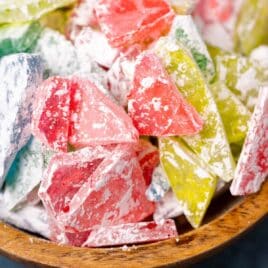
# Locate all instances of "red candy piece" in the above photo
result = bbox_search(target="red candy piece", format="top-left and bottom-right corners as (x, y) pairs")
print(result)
(95, 0), (175, 49)
(32, 77), (71, 152)
(82, 219), (178, 247)
(69, 77), (138, 149)
(230, 87), (268, 195)
(128, 52), (203, 136)
(136, 140), (160, 186)
(39, 144), (155, 245)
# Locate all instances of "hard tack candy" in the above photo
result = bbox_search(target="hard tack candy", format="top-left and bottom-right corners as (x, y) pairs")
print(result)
(170, 15), (215, 81)
(146, 165), (170, 202)
(136, 140), (160, 186)
(39, 144), (155, 243)
(74, 28), (119, 69)
(0, 21), (43, 58)
(128, 52), (203, 136)
(230, 86), (268, 195)
(160, 137), (218, 228)
(32, 77), (72, 152)
(0, 0), (75, 24)
(69, 77), (138, 149)
(0, 53), (43, 187)
(95, 0), (175, 49)
(34, 28), (80, 77)
(82, 219), (178, 247)
(154, 38), (235, 182)
(234, 0), (268, 55)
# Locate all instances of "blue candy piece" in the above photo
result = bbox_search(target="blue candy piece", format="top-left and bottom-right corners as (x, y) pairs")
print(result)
(0, 53), (43, 187)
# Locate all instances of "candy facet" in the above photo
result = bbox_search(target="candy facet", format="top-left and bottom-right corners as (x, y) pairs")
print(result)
(168, 0), (197, 14)
(234, 0), (268, 55)
(230, 86), (268, 195)
(3, 138), (50, 210)
(0, 21), (42, 58)
(159, 137), (218, 228)
(170, 15), (215, 81)
(83, 219), (178, 247)
(128, 52), (203, 136)
(32, 77), (72, 152)
(69, 77), (139, 149)
(210, 82), (251, 145)
(34, 28), (80, 77)
(154, 38), (235, 182)
(0, 0), (75, 24)
(95, 0), (175, 49)
(39, 144), (155, 243)
(0, 53), (43, 187)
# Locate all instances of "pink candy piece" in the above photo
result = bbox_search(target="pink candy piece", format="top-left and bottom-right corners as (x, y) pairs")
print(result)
(82, 219), (178, 247)
(32, 77), (71, 152)
(136, 140), (160, 186)
(39, 144), (155, 242)
(128, 52), (203, 136)
(69, 77), (138, 149)
(230, 87), (268, 195)
(95, 0), (175, 49)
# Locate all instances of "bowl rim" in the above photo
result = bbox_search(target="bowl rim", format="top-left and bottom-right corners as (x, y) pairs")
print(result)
(0, 181), (267, 268)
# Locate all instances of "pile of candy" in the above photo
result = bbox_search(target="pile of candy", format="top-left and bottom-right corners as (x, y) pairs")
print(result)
(0, 0), (267, 248)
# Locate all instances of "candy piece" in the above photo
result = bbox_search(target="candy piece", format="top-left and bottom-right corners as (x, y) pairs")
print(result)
(74, 28), (119, 69)
(83, 219), (178, 247)
(210, 82), (251, 145)
(167, 0), (197, 14)
(193, 0), (242, 51)
(230, 86), (268, 195)
(40, 7), (72, 34)
(0, 21), (42, 58)
(234, 0), (268, 55)
(146, 165), (170, 202)
(153, 190), (183, 222)
(32, 77), (71, 152)
(34, 28), (80, 77)
(136, 140), (160, 186)
(154, 38), (235, 182)
(169, 15), (215, 81)
(39, 145), (155, 238)
(67, 0), (99, 40)
(0, 54), (43, 187)
(0, 195), (49, 238)
(215, 54), (266, 111)
(3, 138), (48, 210)
(95, 0), (175, 49)
(159, 137), (218, 228)
(0, 0), (75, 24)
(107, 45), (141, 106)
(69, 77), (138, 149)
(250, 46), (268, 77)
(128, 52), (203, 136)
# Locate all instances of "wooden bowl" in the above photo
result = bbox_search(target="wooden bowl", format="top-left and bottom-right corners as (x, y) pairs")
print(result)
(0, 181), (267, 267)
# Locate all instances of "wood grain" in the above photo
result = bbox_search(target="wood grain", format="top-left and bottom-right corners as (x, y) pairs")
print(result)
(0, 181), (267, 268)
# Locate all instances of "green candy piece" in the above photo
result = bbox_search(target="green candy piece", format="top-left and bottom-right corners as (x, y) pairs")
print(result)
(0, 0), (75, 24)
(154, 37), (235, 182)
(235, 0), (268, 55)
(215, 54), (266, 111)
(170, 15), (215, 82)
(210, 81), (251, 145)
(0, 21), (42, 57)
(160, 137), (217, 228)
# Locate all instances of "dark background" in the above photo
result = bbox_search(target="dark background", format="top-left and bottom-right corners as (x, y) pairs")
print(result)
(0, 216), (267, 268)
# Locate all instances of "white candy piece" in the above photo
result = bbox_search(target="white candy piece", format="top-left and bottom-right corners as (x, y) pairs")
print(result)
(0, 53), (43, 187)
(34, 28), (80, 77)
(3, 137), (53, 211)
(169, 15), (215, 81)
(146, 165), (170, 202)
(0, 194), (49, 238)
(250, 46), (268, 77)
